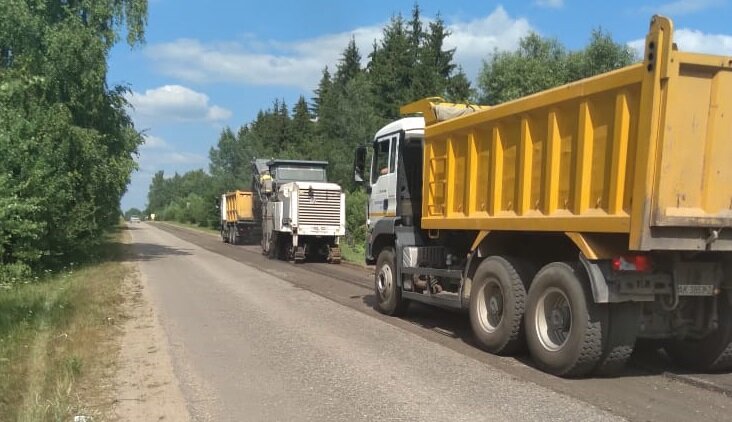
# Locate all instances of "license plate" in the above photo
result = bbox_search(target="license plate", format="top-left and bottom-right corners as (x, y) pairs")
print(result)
(677, 284), (715, 296)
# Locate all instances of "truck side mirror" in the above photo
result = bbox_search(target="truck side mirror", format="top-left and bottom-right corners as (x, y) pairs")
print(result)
(353, 145), (367, 184)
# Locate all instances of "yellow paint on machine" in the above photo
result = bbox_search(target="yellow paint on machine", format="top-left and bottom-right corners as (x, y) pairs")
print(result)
(369, 211), (397, 217)
(225, 190), (254, 222)
(404, 16), (732, 251)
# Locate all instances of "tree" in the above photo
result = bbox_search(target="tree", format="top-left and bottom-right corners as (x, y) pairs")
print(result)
(290, 96), (315, 155)
(335, 38), (362, 88)
(0, 0), (148, 277)
(413, 13), (457, 99)
(478, 29), (637, 105)
(567, 29), (636, 81)
(125, 208), (143, 219)
(446, 66), (474, 102)
(367, 13), (413, 119)
(478, 33), (568, 105)
(311, 66), (332, 117)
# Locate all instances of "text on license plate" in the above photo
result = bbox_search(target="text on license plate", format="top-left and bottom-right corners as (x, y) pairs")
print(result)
(677, 284), (715, 296)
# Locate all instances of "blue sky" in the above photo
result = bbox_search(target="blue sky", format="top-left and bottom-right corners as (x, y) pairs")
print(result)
(113, 0), (732, 210)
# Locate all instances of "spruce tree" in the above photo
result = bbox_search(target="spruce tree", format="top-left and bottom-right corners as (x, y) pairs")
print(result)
(335, 38), (362, 88)
(311, 66), (332, 117)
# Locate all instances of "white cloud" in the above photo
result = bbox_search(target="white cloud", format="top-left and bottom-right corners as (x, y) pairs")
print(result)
(125, 85), (232, 124)
(144, 7), (532, 89)
(136, 135), (207, 171)
(138, 151), (206, 171)
(535, 0), (564, 8)
(643, 0), (723, 15)
(672, 28), (732, 55)
(446, 7), (533, 78)
(628, 28), (732, 57)
(140, 134), (169, 150)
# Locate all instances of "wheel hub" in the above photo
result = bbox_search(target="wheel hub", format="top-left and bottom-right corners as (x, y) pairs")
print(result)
(377, 266), (393, 298)
(535, 287), (572, 352)
(477, 279), (504, 333)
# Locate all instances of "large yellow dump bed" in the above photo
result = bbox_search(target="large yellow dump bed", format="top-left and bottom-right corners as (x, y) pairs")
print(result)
(225, 190), (254, 223)
(413, 16), (732, 251)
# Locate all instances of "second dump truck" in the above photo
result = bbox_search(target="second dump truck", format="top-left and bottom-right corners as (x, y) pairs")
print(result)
(354, 16), (732, 377)
(220, 190), (259, 244)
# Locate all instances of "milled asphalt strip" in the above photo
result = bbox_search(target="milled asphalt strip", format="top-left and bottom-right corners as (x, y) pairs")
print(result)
(134, 223), (623, 421)
(153, 222), (732, 421)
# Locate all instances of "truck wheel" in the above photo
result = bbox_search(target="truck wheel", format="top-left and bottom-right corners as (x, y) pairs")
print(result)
(469, 256), (532, 355)
(267, 233), (279, 259)
(375, 248), (408, 316)
(595, 302), (640, 376)
(665, 293), (732, 372)
(232, 230), (240, 245)
(222, 228), (229, 243)
(261, 233), (269, 255)
(525, 262), (606, 377)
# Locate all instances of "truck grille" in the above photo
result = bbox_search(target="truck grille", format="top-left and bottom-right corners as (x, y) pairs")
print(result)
(297, 189), (341, 226)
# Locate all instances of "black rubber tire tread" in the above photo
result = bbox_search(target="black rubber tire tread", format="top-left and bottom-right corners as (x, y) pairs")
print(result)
(594, 302), (640, 376)
(267, 233), (279, 259)
(525, 262), (606, 378)
(375, 248), (409, 316)
(469, 256), (533, 355)
(665, 292), (732, 372)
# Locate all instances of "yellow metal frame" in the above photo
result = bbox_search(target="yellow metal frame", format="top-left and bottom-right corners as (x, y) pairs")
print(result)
(225, 190), (254, 222)
(409, 16), (732, 251)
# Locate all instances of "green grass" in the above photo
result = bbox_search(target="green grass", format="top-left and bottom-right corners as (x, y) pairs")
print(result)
(340, 242), (366, 265)
(0, 228), (131, 421)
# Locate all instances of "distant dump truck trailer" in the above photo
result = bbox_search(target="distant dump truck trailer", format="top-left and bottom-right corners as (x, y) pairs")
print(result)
(354, 16), (732, 377)
(220, 190), (259, 245)
(254, 159), (345, 263)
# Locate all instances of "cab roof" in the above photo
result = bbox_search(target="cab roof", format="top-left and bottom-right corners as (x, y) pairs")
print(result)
(373, 117), (424, 141)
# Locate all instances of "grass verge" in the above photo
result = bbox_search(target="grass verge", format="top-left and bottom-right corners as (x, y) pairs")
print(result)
(0, 227), (131, 421)
(340, 242), (365, 265)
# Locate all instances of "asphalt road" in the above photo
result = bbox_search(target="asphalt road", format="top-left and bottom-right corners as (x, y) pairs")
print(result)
(130, 223), (732, 421)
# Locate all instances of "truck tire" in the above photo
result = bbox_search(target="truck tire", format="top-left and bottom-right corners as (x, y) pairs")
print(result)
(267, 233), (279, 259)
(469, 256), (532, 355)
(595, 302), (640, 376)
(525, 262), (606, 377)
(375, 248), (408, 316)
(222, 227), (229, 243)
(665, 292), (732, 372)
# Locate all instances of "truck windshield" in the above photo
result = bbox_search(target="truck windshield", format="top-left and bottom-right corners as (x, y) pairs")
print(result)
(274, 166), (327, 182)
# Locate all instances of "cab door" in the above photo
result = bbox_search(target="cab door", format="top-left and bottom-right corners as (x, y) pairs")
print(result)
(368, 134), (399, 229)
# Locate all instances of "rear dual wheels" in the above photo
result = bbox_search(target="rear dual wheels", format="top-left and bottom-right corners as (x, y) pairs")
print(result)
(525, 263), (608, 377)
(469, 257), (533, 355)
(665, 292), (732, 372)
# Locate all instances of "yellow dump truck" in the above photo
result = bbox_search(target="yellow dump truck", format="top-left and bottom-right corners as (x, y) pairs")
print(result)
(220, 190), (259, 245)
(353, 16), (732, 377)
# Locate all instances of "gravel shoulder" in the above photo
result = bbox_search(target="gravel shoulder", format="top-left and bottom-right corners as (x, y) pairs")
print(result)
(111, 249), (190, 421)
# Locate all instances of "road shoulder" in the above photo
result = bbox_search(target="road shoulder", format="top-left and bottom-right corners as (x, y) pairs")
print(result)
(111, 258), (190, 421)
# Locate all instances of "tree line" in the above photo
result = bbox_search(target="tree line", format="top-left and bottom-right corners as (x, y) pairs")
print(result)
(0, 0), (148, 282)
(145, 5), (636, 254)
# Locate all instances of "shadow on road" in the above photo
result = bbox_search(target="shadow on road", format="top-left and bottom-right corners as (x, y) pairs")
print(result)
(106, 241), (193, 262)
(360, 294), (731, 382)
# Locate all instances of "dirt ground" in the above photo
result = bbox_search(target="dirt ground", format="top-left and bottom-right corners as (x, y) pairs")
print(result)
(111, 265), (190, 421)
